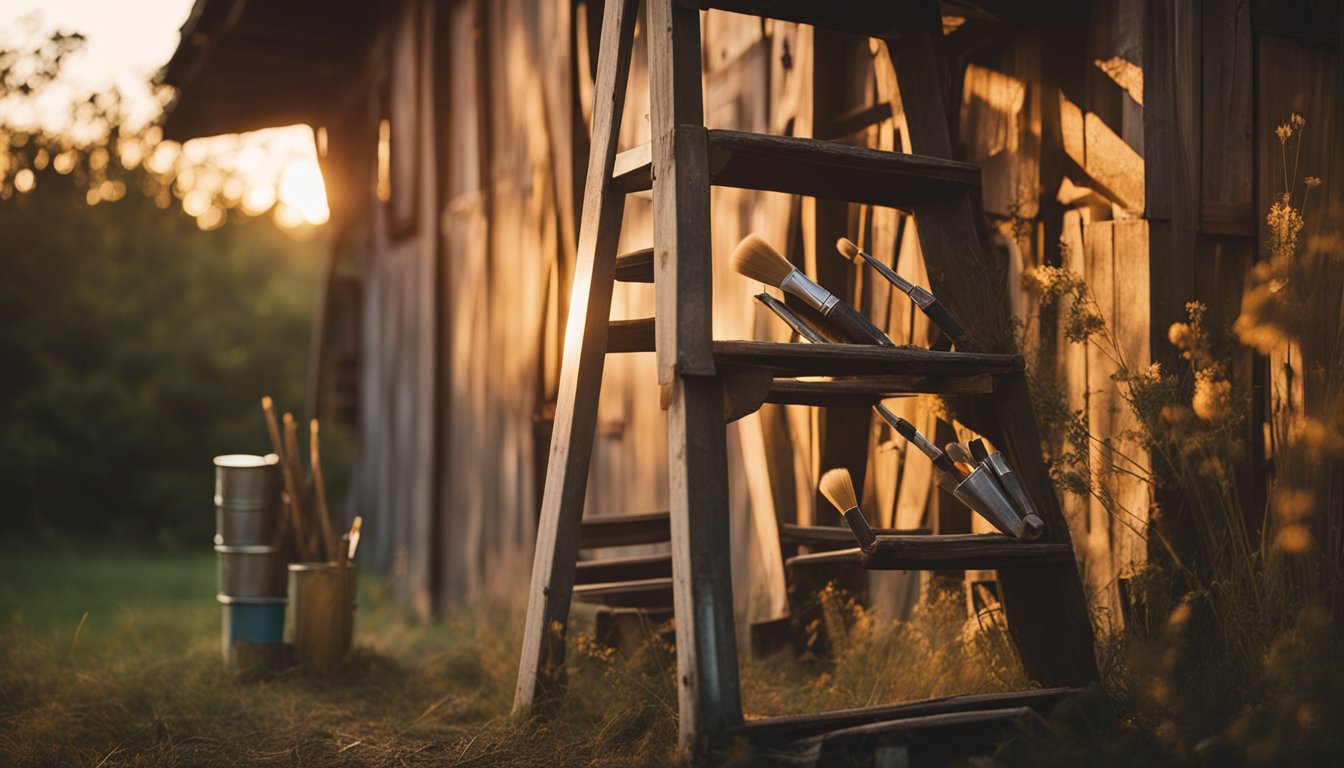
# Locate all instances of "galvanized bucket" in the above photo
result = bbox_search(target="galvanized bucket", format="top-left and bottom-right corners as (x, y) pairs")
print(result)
(216, 545), (286, 598)
(285, 563), (357, 668)
(213, 454), (281, 509)
(219, 595), (288, 671)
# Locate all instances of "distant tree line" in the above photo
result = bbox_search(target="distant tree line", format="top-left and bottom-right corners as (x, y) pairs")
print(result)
(0, 28), (324, 547)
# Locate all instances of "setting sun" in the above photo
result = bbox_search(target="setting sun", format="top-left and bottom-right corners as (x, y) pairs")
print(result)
(277, 158), (329, 227)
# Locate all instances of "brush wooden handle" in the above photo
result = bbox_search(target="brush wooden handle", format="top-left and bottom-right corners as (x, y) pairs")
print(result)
(843, 507), (876, 549)
(282, 413), (312, 561)
(310, 419), (338, 562)
(920, 300), (966, 345)
(822, 301), (895, 347)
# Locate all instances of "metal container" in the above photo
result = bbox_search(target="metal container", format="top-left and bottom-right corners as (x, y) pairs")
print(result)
(984, 453), (1045, 540)
(216, 545), (285, 598)
(285, 563), (357, 668)
(214, 505), (276, 547)
(953, 464), (1030, 539)
(214, 454), (281, 509)
(219, 595), (288, 671)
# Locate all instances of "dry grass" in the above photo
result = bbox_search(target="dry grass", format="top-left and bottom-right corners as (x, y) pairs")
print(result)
(0, 549), (1041, 767)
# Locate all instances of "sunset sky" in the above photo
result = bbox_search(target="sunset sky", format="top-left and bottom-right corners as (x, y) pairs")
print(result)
(0, 0), (328, 228)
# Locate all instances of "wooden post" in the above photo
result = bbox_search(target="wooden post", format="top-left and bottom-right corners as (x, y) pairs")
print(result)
(513, 0), (639, 715)
(647, 0), (743, 758)
(887, 0), (1099, 686)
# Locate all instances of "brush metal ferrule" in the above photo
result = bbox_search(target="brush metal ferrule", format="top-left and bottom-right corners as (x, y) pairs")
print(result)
(780, 268), (838, 313)
(843, 506), (875, 549)
(856, 248), (917, 295)
(906, 285), (937, 310)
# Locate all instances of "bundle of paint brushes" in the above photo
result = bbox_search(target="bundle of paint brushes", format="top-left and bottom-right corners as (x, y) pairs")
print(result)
(260, 396), (353, 563)
(733, 233), (1043, 542)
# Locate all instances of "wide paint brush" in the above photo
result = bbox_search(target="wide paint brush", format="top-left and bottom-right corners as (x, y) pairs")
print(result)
(818, 468), (875, 548)
(734, 234), (894, 347)
(837, 237), (966, 343)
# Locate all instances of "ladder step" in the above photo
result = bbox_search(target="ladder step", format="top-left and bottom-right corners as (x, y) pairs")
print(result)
(572, 577), (674, 608)
(684, 1), (913, 37)
(785, 547), (861, 569)
(792, 707), (1042, 758)
(612, 129), (980, 210)
(765, 374), (994, 407)
(575, 553), (671, 584)
(859, 533), (1074, 571)
(712, 341), (1022, 377)
(578, 511), (670, 549)
(736, 687), (1078, 742)
(614, 247), (655, 282)
(779, 524), (929, 547)
(608, 334), (1023, 378)
(606, 318), (656, 353)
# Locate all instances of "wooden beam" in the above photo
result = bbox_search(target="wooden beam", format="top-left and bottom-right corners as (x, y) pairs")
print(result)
(513, 0), (639, 716)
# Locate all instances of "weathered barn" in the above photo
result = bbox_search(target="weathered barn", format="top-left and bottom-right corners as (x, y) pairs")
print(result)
(162, 0), (1343, 643)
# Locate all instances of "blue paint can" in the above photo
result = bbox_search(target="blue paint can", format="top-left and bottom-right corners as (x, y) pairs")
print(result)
(219, 595), (288, 670)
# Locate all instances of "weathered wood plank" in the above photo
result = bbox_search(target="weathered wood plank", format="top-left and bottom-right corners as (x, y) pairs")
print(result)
(573, 577), (676, 608)
(859, 533), (1074, 570)
(578, 511), (671, 549)
(513, 0), (639, 716)
(612, 130), (981, 208)
(575, 553), (673, 584)
(736, 687), (1078, 742)
(648, 0), (743, 756)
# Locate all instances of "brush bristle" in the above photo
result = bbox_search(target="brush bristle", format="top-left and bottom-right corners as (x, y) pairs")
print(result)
(945, 442), (975, 466)
(836, 237), (861, 263)
(732, 234), (795, 286)
(819, 467), (858, 512)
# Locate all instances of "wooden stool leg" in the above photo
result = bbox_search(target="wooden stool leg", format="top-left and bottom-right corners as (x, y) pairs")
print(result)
(513, 0), (640, 715)
(666, 375), (743, 758)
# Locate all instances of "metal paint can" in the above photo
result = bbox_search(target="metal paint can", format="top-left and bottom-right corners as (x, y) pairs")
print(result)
(285, 562), (357, 668)
(214, 505), (277, 547)
(219, 595), (288, 671)
(216, 545), (286, 598)
(213, 454), (281, 509)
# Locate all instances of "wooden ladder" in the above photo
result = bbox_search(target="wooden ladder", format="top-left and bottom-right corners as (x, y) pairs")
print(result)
(514, 0), (1099, 759)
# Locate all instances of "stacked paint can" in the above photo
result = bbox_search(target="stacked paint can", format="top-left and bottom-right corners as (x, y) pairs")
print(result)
(214, 454), (287, 670)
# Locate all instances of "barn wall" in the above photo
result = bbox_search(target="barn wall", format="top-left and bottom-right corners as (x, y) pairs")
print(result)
(329, 0), (1319, 636)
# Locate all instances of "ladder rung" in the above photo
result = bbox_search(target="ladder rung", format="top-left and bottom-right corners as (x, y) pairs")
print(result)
(614, 247), (655, 282)
(795, 707), (1040, 753)
(785, 547), (861, 569)
(765, 374), (994, 407)
(859, 533), (1074, 571)
(778, 524), (929, 547)
(735, 688), (1078, 742)
(575, 553), (671, 584)
(606, 318), (656, 353)
(712, 341), (1022, 377)
(612, 129), (980, 210)
(573, 577), (674, 608)
(683, 1), (914, 37)
(578, 511), (670, 549)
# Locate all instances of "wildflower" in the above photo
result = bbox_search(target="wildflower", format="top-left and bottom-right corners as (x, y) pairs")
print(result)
(1304, 176), (1322, 189)
(1272, 487), (1314, 524)
(1292, 112), (1305, 128)
(1192, 369), (1232, 421)
(1276, 123), (1293, 144)
(1274, 524), (1313, 553)
(1168, 322), (1192, 350)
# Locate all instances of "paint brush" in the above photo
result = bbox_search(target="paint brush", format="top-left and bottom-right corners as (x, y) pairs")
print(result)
(282, 412), (314, 561)
(755, 292), (827, 343)
(819, 468), (875, 548)
(733, 234), (894, 347)
(347, 516), (363, 561)
(874, 404), (962, 484)
(836, 237), (966, 343)
(264, 397), (310, 561)
(969, 438), (991, 465)
(310, 418), (339, 563)
(944, 442), (977, 475)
